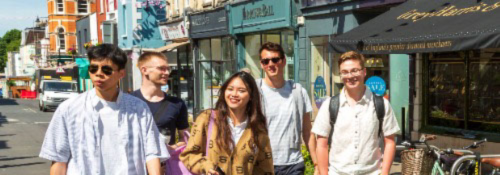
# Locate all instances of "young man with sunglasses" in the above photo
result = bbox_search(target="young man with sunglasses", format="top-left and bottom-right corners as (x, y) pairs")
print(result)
(39, 44), (169, 175)
(256, 42), (318, 175)
(312, 51), (400, 175)
(131, 52), (189, 169)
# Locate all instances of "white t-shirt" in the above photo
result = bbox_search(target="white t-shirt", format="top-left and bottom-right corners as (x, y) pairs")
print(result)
(96, 98), (126, 175)
(227, 117), (249, 145)
(312, 87), (400, 175)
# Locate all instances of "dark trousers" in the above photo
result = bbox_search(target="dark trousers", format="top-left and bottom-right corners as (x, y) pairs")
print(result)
(274, 162), (305, 175)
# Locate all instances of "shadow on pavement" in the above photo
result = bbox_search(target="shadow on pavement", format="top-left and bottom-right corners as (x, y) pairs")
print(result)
(0, 162), (46, 169)
(0, 98), (19, 106)
(0, 156), (39, 162)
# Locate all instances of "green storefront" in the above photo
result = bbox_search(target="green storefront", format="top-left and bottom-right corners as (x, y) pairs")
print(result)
(229, 0), (299, 80)
(299, 1), (410, 132)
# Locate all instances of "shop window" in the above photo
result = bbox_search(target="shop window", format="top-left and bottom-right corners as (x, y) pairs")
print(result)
(364, 55), (390, 98)
(426, 51), (500, 133)
(310, 36), (332, 117)
(198, 37), (235, 111)
(244, 34), (262, 78)
(78, 0), (88, 14)
(56, 0), (64, 13)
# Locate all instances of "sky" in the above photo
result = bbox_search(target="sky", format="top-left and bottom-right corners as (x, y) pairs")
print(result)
(0, 0), (48, 37)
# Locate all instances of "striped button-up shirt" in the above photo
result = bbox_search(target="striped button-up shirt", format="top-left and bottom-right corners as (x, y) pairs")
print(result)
(39, 89), (170, 175)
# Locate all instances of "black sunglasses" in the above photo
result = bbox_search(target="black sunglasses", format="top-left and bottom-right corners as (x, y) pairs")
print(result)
(88, 64), (114, 75)
(260, 57), (282, 65)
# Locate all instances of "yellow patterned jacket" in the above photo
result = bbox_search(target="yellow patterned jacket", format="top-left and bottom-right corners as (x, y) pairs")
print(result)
(180, 110), (274, 175)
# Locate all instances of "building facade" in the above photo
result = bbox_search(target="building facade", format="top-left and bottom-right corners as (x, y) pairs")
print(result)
(47, 0), (95, 56)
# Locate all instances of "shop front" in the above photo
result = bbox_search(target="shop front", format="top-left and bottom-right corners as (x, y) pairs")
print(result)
(330, 0), (500, 146)
(157, 19), (194, 113)
(300, 0), (406, 120)
(229, 0), (298, 80)
(189, 7), (235, 115)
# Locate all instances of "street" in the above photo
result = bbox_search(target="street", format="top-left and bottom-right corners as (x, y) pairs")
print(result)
(0, 98), (53, 175)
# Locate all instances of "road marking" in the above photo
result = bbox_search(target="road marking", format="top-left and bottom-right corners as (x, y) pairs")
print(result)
(23, 108), (37, 113)
(0, 118), (20, 122)
(34, 122), (50, 125)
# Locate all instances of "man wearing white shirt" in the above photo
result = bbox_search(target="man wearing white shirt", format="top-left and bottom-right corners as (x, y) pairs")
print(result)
(313, 51), (400, 175)
(39, 44), (169, 175)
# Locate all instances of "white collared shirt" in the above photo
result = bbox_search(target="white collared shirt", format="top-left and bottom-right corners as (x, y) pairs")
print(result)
(227, 117), (249, 145)
(39, 89), (170, 175)
(312, 86), (400, 175)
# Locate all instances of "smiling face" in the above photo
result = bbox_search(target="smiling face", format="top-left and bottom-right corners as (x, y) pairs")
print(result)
(224, 77), (250, 111)
(141, 56), (170, 86)
(89, 59), (125, 92)
(260, 49), (285, 79)
(339, 59), (366, 90)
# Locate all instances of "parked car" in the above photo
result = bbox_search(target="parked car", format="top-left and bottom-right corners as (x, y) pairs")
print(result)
(38, 79), (79, 112)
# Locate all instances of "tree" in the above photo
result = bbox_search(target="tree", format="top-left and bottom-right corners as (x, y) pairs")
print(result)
(0, 29), (22, 72)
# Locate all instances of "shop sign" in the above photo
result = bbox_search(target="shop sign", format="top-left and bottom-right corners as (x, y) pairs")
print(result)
(313, 76), (327, 109)
(243, 4), (274, 20)
(190, 8), (228, 38)
(230, 0), (292, 34)
(366, 76), (386, 96)
(159, 20), (188, 41)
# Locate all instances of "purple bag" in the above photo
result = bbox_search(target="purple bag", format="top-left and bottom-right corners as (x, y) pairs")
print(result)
(165, 110), (215, 175)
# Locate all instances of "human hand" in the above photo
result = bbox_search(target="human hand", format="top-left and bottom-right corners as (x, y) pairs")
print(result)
(206, 168), (220, 175)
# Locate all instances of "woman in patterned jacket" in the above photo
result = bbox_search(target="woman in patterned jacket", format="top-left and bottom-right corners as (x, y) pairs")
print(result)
(180, 71), (274, 175)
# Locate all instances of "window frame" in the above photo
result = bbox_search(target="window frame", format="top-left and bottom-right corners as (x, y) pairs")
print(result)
(77, 0), (89, 14)
(56, 0), (64, 13)
(57, 27), (66, 50)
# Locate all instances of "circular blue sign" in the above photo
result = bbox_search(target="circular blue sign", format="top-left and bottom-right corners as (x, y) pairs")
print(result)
(366, 76), (386, 96)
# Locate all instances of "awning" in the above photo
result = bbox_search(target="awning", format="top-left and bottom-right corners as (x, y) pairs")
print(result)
(154, 41), (190, 53)
(330, 0), (500, 54)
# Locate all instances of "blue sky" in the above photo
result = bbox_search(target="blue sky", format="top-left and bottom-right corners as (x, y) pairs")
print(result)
(0, 0), (48, 37)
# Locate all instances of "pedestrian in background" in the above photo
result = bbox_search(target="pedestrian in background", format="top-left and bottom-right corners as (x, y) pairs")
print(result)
(132, 52), (190, 173)
(313, 51), (400, 175)
(256, 42), (318, 175)
(180, 71), (274, 175)
(39, 44), (169, 175)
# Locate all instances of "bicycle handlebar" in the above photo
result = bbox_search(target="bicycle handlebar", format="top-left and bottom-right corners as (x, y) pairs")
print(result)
(463, 138), (487, 149)
(450, 154), (500, 175)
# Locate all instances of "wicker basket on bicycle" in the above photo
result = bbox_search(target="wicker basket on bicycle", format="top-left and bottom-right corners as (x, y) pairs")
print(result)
(401, 148), (436, 175)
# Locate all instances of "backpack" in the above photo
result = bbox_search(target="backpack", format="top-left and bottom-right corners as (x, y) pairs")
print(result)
(328, 92), (385, 145)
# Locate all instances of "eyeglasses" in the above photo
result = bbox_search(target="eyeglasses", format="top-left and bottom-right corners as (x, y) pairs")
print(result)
(260, 57), (282, 65)
(147, 66), (170, 73)
(340, 68), (363, 77)
(88, 64), (115, 76)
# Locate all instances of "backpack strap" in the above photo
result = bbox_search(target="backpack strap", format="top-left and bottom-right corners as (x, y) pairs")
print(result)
(289, 80), (303, 149)
(372, 93), (385, 137)
(328, 95), (340, 145)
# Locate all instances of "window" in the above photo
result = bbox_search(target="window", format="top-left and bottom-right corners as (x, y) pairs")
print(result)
(56, 0), (64, 12)
(58, 28), (65, 50)
(78, 0), (88, 13)
(426, 51), (500, 133)
(198, 37), (235, 110)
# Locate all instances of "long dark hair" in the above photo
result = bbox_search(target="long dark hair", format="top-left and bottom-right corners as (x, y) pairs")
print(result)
(214, 71), (267, 152)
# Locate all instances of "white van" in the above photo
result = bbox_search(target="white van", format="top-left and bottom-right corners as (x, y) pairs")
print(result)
(38, 79), (79, 112)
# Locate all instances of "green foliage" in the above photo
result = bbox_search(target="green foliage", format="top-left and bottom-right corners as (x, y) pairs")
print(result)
(302, 145), (315, 175)
(0, 29), (22, 72)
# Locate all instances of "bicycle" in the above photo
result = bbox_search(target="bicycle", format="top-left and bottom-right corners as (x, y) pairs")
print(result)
(398, 135), (487, 175)
(450, 153), (500, 175)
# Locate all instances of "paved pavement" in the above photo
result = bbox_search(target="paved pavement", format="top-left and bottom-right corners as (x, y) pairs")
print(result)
(0, 98), (54, 175)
